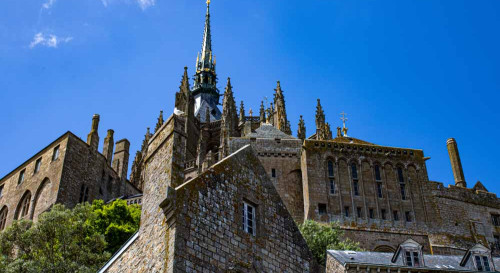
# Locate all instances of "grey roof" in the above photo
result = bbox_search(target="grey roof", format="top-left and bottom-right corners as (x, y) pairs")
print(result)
(328, 250), (500, 272)
(246, 123), (296, 139)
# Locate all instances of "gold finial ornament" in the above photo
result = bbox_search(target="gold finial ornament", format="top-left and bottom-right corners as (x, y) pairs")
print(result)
(207, 0), (210, 6)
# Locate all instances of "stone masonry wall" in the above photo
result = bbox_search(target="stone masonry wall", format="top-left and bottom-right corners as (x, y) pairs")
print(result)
(104, 115), (186, 273)
(170, 145), (317, 272)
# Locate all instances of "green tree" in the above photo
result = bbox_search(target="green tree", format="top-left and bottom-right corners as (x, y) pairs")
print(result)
(89, 199), (141, 254)
(0, 203), (110, 273)
(298, 220), (361, 266)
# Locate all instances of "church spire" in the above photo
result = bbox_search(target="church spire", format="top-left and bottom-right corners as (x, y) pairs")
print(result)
(273, 81), (290, 134)
(199, 0), (213, 73)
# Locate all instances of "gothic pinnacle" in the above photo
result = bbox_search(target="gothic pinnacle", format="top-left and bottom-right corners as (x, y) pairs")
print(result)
(239, 101), (245, 122)
(259, 101), (266, 123)
(298, 115), (306, 140)
(154, 110), (164, 133)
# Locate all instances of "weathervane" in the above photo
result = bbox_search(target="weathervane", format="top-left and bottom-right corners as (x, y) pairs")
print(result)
(340, 111), (348, 137)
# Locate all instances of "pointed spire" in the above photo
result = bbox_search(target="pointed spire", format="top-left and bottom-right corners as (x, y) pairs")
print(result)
(315, 99), (325, 130)
(268, 102), (274, 126)
(181, 66), (190, 93)
(259, 101), (266, 123)
(199, 0), (213, 72)
(239, 101), (245, 123)
(154, 110), (164, 132)
(273, 81), (289, 134)
(220, 77), (239, 159)
(141, 127), (151, 151)
(297, 115), (306, 140)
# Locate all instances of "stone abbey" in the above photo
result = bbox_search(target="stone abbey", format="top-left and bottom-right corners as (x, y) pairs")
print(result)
(2, 1), (500, 272)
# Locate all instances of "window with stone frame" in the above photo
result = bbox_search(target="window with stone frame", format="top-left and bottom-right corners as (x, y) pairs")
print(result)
(351, 163), (360, 196)
(328, 160), (335, 194)
(491, 214), (500, 227)
(34, 157), (42, 174)
(19, 192), (31, 219)
(344, 206), (350, 217)
(18, 169), (25, 185)
(376, 182), (383, 198)
(0, 207), (7, 231)
(474, 255), (491, 271)
(369, 208), (374, 219)
(405, 211), (412, 222)
(381, 209), (387, 220)
(397, 167), (407, 200)
(393, 210), (400, 221)
(52, 145), (60, 161)
(356, 207), (362, 218)
(271, 168), (276, 178)
(405, 251), (421, 267)
(374, 165), (382, 181)
(242, 201), (256, 236)
(318, 203), (327, 215)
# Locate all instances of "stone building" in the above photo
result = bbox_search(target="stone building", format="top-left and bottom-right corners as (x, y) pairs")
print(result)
(326, 239), (498, 272)
(0, 114), (140, 231)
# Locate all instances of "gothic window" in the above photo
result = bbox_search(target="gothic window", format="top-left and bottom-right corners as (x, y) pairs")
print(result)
(328, 161), (335, 194)
(0, 207), (7, 231)
(351, 163), (358, 179)
(18, 192), (31, 219)
(374, 165), (382, 181)
(18, 169), (25, 185)
(398, 167), (407, 200)
(369, 208), (374, 219)
(400, 183), (407, 200)
(376, 182), (383, 198)
(356, 207), (362, 218)
(353, 181), (359, 196)
(491, 214), (500, 226)
(393, 210), (400, 221)
(242, 202), (256, 236)
(397, 167), (405, 183)
(381, 209), (387, 220)
(474, 255), (491, 271)
(318, 203), (327, 215)
(34, 158), (42, 174)
(344, 206), (350, 217)
(52, 145), (60, 161)
(405, 211), (412, 222)
(79, 184), (89, 203)
(405, 251), (421, 267)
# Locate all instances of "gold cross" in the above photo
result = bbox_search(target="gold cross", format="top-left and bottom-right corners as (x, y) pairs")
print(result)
(340, 111), (348, 137)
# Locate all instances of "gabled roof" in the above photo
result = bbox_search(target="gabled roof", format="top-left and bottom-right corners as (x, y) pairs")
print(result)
(245, 123), (296, 140)
(473, 181), (488, 192)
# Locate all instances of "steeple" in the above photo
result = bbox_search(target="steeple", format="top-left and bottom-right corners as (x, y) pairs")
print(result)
(220, 77), (239, 159)
(192, 0), (221, 122)
(297, 115), (306, 140)
(273, 81), (290, 134)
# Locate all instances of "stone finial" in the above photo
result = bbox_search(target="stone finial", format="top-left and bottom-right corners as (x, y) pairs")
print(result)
(155, 110), (164, 133)
(259, 101), (266, 124)
(447, 138), (466, 188)
(239, 101), (245, 123)
(297, 115), (306, 140)
(273, 81), (289, 133)
(87, 114), (100, 151)
(103, 129), (115, 165)
(337, 127), (342, 137)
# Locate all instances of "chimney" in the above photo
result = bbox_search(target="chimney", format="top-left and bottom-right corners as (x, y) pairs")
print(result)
(87, 114), (100, 151)
(447, 138), (466, 188)
(112, 139), (130, 191)
(102, 129), (114, 165)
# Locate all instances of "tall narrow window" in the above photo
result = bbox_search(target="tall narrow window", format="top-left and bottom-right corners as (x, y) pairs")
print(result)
(52, 145), (60, 161)
(374, 165), (382, 181)
(344, 206), (350, 217)
(397, 167), (404, 183)
(271, 168), (276, 178)
(19, 193), (31, 219)
(381, 209), (387, 220)
(405, 211), (412, 222)
(356, 207), (362, 218)
(400, 184), (407, 200)
(491, 214), (500, 226)
(351, 163), (359, 196)
(398, 167), (407, 200)
(18, 169), (25, 185)
(393, 210), (400, 221)
(474, 255), (491, 272)
(353, 181), (359, 196)
(494, 235), (500, 250)
(34, 158), (42, 174)
(369, 208), (374, 219)
(376, 182), (383, 198)
(328, 161), (335, 194)
(79, 184), (89, 203)
(0, 207), (7, 231)
(242, 202), (256, 236)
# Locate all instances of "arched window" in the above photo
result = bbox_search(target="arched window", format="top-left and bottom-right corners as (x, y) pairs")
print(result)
(328, 160), (335, 194)
(79, 184), (89, 203)
(398, 167), (406, 200)
(17, 192), (31, 219)
(375, 165), (383, 198)
(351, 163), (359, 196)
(0, 207), (8, 231)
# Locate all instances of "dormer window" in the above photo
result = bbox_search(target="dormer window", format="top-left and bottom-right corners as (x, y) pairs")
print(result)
(474, 255), (491, 271)
(405, 251), (421, 267)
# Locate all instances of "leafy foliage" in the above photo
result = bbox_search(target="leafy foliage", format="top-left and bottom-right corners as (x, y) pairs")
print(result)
(298, 220), (361, 265)
(0, 199), (141, 273)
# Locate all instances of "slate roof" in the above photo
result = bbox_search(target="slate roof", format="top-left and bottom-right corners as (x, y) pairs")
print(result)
(328, 250), (500, 272)
(245, 123), (296, 139)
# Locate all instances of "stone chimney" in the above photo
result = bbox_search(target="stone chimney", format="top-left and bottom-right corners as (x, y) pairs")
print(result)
(447, 138), (466, 188)
(102, 129), (114, 165)
(87, 114), (100, 151)
(112, 139), (130, 192)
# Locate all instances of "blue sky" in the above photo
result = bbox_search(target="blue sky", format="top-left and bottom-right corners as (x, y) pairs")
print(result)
(1, 0), (499, 192)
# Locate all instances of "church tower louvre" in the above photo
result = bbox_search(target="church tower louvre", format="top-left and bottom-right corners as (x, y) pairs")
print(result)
(192, 0), (221, 122)
(273, 81), (291, 135)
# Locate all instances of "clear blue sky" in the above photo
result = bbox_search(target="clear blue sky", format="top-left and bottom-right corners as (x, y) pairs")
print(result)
(1, 0), (499, 192)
